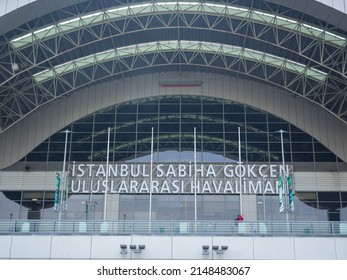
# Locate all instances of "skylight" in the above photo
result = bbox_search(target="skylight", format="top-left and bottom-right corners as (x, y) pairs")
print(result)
(33, 40), (327, 83)
(10, 1), (346, 49)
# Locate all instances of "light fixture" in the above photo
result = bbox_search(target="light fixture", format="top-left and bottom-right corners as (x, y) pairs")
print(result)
(129, 245), (145, 253)
(202, 245), (209, 255)
(212, 245), (228, 254)
(11, 63), (20, 72)
(120, 244), (128, 254)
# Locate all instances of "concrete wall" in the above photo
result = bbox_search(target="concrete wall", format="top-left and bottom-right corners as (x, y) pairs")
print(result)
(0, 234), (346, 259)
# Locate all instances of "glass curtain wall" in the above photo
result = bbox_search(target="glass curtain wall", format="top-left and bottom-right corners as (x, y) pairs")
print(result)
(3, 95), (345, 221)
(1, 191), (347, 221)
(21, 95), (342, 167)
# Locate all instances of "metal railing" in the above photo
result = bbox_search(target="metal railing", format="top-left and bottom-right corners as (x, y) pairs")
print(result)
(0, 220), (347, 236)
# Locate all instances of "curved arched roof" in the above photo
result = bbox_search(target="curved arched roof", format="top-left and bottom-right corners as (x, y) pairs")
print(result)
(0, 1), (346, 150)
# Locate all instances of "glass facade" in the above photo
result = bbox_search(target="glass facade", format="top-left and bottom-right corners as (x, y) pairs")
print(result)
(1, 191), (347, 222)
(2, 95), (346, 222)
(18, 95), (342, 169)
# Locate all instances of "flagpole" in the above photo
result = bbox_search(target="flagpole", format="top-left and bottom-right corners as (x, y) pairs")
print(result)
(279, 129), (289, 222)
(149, 127), (154, 223)
(103, 127), (111, 221)
(194, 127), (197, 225)
(238, 127), (243, 216)
(58, 129), (70, 221)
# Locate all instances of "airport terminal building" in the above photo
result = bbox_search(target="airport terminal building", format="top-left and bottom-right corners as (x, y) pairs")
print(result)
(0, 0), (347, 259)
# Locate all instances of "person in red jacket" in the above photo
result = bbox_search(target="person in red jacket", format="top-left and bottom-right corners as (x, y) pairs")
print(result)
(236, 214), (244, 221)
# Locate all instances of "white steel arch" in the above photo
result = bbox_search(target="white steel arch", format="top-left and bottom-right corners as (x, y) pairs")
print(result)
(1, 0), (347, 132)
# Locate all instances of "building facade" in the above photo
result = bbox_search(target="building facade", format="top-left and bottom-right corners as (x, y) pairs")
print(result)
(1, 0), (347, 259)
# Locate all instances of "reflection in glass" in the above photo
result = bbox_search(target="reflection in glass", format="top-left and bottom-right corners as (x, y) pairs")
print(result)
(21, 95), (341, 165)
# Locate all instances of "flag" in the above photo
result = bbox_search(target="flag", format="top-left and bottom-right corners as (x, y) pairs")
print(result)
(65, 175), (70, 210)
(278, 176), (284, 213)
(54, 175), (60, 211)
(288, 175), (294, 212)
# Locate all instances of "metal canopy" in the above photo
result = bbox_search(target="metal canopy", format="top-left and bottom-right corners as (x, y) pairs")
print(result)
(1, 0), (347, 131)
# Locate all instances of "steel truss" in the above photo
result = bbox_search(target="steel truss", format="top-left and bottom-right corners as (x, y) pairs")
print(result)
(1, 0), (347, 131)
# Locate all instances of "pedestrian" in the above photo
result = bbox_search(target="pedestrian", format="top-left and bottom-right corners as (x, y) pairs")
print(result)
(236, 214), (244, 221)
